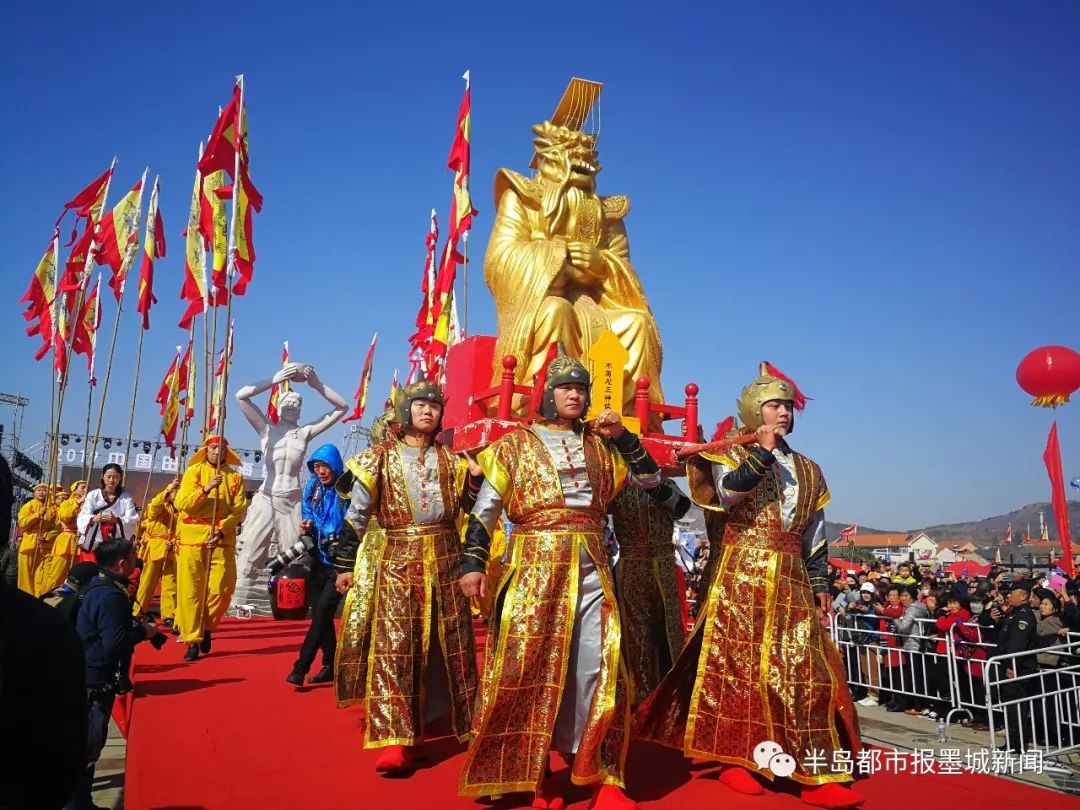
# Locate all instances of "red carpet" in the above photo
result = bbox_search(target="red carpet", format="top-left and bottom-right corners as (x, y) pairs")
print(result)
(126, 618), (1062, 809)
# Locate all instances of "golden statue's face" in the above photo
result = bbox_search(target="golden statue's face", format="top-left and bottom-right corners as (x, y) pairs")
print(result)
(533, 122), (601, 192)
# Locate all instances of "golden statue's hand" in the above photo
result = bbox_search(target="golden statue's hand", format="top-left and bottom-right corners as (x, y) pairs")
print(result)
(567, 242), (606, 279)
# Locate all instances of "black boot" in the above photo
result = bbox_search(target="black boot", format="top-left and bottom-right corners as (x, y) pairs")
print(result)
(286, 666), (306, 686)
(308, 665), (334, 684)
(200, 630), (212, 654)
(184, 642), (200, 661)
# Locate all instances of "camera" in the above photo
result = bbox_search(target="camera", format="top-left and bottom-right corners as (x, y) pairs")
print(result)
(268, 534), (317, 575)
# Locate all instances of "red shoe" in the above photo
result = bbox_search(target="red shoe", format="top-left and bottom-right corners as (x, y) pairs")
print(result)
(374, 744), (413, 774)
(800, 783), (865, 809)
(718, 766), (764, 796)
(588, 784), (637, 810)
(531, 785), (565, 810)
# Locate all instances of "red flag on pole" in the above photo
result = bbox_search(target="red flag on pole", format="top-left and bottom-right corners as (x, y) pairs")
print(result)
(97, 176), (145, 296)
(20, 237), (59, 360)
(156, 347), (182, 452)
(197, 82), (247, 178)
(71, 273), (102, 384)
(136, 178), (165, 330)
(56, 162), (115, 241)
(178, 153), (209, 330)
(446, 70), (477, 247)
(1043, 422), (1076, 577)
(342, 333), (378, 424)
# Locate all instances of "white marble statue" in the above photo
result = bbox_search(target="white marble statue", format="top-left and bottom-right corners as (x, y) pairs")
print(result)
(233, 362), (348, 593)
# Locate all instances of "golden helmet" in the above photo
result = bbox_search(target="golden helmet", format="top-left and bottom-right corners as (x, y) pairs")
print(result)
(736, 361), (807, 432)
(370, 407), (395, 445)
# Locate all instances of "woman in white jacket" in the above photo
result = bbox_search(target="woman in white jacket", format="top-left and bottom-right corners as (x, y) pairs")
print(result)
(76, 463), (138, 561)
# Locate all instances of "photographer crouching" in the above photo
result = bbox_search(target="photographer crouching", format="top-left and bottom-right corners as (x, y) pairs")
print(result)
(66, 536), (164, 810)
(283, 444), (351, 686)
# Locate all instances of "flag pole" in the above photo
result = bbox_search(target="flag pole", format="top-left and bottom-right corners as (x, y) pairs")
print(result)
(198, 74), (245, 631)
(48, 158), (118, 491)
(86, 168), (147, 480)
(462, 230), (469, 337)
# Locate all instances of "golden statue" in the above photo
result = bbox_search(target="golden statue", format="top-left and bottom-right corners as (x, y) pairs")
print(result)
(484, 78), (664, 417)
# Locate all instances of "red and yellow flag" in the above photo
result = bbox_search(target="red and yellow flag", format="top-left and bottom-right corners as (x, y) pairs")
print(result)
(20, 237), (59, 360)
(136, 177), (165, 331)
(199, 168), (229, 303)
(56, 162), (115, 241)
(156, 347), (182, 452)
(52, 290), (70, 380)
(446, 70), (477, 246)
(97, 175), (145, 296)
(71, 274), (102, 385)
(266, 341), (290, 424)
(342, 333), (378, 424)
(208, 321), (235, 432)
(388, 369), (400, 409)
(197, 80), (249, 178)
(178, 331), (197, 425)
(56, 225), (94, 309)
(409, 210), (440, 351)
(178, 158), (208, 330)
(217, 169), (262, 296)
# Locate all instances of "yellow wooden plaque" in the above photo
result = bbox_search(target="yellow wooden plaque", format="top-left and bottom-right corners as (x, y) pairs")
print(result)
(585, 330), (639, 433)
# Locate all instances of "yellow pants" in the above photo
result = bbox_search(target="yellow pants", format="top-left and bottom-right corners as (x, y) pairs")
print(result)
(17, 548), (43, 596)
(176, 544), (236, 643)
(37, 553), (73, 596)
(134, 554), (178, 620)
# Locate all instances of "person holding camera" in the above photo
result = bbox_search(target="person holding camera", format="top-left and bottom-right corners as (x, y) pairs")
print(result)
(285, 443), (348, 686)
(66, 536), (163, 810)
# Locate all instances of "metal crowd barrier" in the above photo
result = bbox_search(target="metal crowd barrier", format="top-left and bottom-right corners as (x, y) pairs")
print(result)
(829, 614), (1080, 760)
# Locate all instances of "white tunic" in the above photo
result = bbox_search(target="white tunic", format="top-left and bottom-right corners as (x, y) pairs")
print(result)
(76, 489), (139, 551)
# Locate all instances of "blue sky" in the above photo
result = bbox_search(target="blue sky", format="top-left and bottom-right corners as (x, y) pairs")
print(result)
(2, 2), (1078, 530)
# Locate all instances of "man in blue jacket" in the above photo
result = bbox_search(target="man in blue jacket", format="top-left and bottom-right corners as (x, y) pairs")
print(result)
(67, 537), (161, 810)
(287, 443), (349, 686)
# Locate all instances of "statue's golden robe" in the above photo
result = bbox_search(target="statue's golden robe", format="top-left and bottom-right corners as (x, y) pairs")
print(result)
(332, 440), (478, 748)
(609, 487), (686, 703)
(460, 426), (630, 797)
(484, 170), (664, 416)
(636, 436), (861, 786)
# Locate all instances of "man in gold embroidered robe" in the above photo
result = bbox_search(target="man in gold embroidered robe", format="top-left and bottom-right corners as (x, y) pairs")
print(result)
(484, 121), (664, 418)
(636, 364), (864, 810)
(458, 355), (660, 810)
(609, 478), (690, 704)
(331, 384), (481, 775)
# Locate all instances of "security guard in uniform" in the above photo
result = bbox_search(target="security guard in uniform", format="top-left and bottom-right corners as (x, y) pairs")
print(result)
(991, 580), (1038, 752)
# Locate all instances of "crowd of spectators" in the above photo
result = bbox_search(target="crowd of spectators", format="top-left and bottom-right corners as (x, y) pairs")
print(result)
(829, 559), (1080, 751)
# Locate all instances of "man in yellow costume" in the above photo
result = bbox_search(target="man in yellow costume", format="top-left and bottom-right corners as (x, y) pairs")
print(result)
(636, 363), (864, 810)
(133, 479), (180, 626)
(458, 354), (661, 810)
(484, 79), (664, 419)
(37, 483), (83, 594)
(609, 477), (690, 704)
(174, 436), (248, 661)
(17, 483), (57, 595)
(332, 383), (481, 775)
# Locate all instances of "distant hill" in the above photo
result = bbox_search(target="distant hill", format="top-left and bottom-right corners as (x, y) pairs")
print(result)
(912, 501), (1080, 544)
(824, 521), (896, 538)
(828, 501), (1080, 545)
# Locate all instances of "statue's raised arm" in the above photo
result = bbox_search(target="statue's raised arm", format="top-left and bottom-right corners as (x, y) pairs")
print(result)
(298, 366), (349, 441)
(234, 364), (304, 437)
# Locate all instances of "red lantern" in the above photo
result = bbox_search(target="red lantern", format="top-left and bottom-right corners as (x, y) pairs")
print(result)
(1016, 346), (1080, 408)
